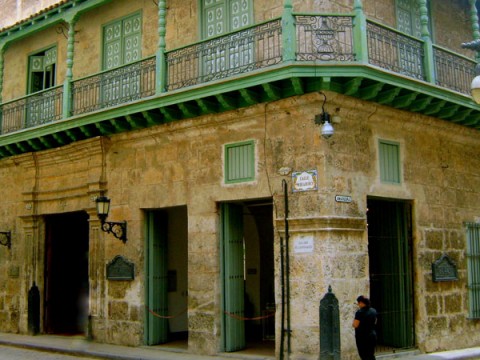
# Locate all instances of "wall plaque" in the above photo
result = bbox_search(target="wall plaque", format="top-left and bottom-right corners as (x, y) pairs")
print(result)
(292, 170), (318, 192)
(106, 255), (135, 281)
(432, 254), (458, 282)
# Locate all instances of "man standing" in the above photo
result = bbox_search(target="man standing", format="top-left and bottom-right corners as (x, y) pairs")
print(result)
(352, 295), (377, 360)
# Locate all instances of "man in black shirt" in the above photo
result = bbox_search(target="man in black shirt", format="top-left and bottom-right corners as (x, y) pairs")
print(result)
(352, 295), (377, 360)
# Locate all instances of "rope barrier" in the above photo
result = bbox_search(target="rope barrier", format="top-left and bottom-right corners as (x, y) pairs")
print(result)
(146, 306), (276, 321)
(223, 310), (275, 321)
(146, 306), (188, 319)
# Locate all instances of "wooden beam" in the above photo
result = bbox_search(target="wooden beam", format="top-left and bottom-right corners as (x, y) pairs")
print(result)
(160, 107), (181, 122)
(344, 77), (362, 96)
(262, 83), (282, 101)
(423, 100), (446, 115)
(216, 93), (237, 111)
(409, 96), (433, 111)
(393, 92), (418, 109)
(377, 87), (401, 104)
(359, 83), (384, 100)
(178, 102), (199, 118)
(239, 88), (258, 106)
(142, 110), (164, 125)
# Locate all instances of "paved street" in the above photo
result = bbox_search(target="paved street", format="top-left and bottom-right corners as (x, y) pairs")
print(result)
(0, 345), (98, 360)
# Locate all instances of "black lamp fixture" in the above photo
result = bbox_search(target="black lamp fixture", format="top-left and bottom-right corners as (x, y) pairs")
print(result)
(0, 231), (11, 249)
(95, 195), (127, 243)
(314, 92), (335, 139)
(461, 39), (480, 104)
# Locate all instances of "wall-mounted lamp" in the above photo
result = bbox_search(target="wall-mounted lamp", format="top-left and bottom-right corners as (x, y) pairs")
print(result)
(461, 40), (480, 104)
(315, 92), (335, 139)
(95, 196), (127, 243)
(0, 231), (11, 249)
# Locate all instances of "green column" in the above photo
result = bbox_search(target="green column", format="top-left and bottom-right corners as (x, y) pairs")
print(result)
(0, 44), (4, 105)
(419, 0), (435, 83)
(353, 0), (368, 64)
(469, 0), (480, 62)
(281, 0), (296, 62)
(156, 0), (167, 94)
(63, 16), (78, 119)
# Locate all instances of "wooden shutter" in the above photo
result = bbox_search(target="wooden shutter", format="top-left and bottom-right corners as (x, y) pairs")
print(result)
(225, 141), (255, 183)
(467, 223), (480, 318)
(221, 203), (245, 352)
(104, 21), (122, 70)
(230, 0), (252, 31)
(379, 140), (401, 184)
(103, 13), (142, 70)
(204, 0), (227, 39)
(146, 212), (168, 345)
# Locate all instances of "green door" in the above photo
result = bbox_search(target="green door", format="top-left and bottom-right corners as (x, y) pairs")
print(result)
(145, 211), (168, 345)
(201, 0), (254, 80)
(221, 203), (245, 352)
(368, 199), (414, 348)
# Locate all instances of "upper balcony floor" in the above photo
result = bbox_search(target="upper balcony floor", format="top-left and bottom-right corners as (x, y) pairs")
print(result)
(0, 0), (479, 158)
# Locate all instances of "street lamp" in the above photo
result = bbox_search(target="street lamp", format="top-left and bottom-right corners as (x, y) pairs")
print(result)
(461, 39), (480, 104)
(95, 195), (127, 243)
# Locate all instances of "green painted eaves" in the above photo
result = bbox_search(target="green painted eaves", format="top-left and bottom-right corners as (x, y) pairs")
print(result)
(0, 62), (479, 158)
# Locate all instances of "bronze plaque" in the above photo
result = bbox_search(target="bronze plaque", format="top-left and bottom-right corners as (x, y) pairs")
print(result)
(432, 254), (458, 282)
(106, 255), (134, 281)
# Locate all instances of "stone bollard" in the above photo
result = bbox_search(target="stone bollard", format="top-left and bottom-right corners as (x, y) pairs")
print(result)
(319, 286), (340, 360)
(28, 282), (40, 335)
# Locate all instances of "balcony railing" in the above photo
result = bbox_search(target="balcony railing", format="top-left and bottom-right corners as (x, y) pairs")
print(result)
(72, 56), (156, 115)
(295, 15), (355, 62)
(166, 19), (283, 91)
(0, 14), (477, 135)
(1, 85), (63, 134)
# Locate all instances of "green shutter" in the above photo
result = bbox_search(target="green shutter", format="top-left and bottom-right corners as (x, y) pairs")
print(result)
(396, 0), (422, 38)
(225, 140), (255, 184)
(204, 0), (227, 39)
(467, 223), (480, 319)
(146, 212), (168, 345)
(103, 13), (142, 70)
(229, 0), (252, 31)
(104, 21), (122, 70)
(379, 140), (401, 184)
(221, 203), (245, 352)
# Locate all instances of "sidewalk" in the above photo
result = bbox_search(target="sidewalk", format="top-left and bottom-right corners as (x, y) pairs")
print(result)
(0, 332), (479, 360)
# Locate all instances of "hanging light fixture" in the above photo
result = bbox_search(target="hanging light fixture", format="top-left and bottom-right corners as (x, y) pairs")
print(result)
(95, 195), (127, 243)
(314, 92), (334, 139)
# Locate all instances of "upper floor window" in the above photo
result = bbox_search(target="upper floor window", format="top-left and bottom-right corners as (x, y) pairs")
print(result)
(28, 46), (57, 94)
(224, 140), (255, 184)
(201, 0), (253, 39)
(378, 139), (401, 184)
(103, 12), (142, 70)
(395, 0), (432, 39)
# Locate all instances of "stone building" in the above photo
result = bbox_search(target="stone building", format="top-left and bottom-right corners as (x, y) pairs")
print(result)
(0, 0), (479, 359)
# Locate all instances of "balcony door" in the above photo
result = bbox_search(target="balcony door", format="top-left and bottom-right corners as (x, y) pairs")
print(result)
(395, 0), (432, 78)
(27, 47), (59, 127)
(200, 0), (254, 81)
(102, 13), (142, 107)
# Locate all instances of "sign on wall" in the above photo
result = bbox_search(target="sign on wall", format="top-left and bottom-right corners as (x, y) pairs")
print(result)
(292, 170), (318, 192)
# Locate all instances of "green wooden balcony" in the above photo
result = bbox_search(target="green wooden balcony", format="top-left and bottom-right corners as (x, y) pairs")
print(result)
(0, 13), (478, 158)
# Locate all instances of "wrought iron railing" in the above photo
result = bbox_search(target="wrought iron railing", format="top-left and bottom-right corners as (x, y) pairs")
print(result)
(433, 45), (476, 95)
(166, 19), (283, 90)
(0, 85), (63, 134)
(366, 20), (425, 81)
(71, 56), (156, 115)
(295, 15), (355, 62)
(0, 14), (478, 136)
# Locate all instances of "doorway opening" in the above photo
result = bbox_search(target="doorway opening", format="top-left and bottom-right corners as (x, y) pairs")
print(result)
(44, 211), (89, 335)
(145, 206), (188, 348)
(220, 199), (275, 356)
(367, 197), (415, 352)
